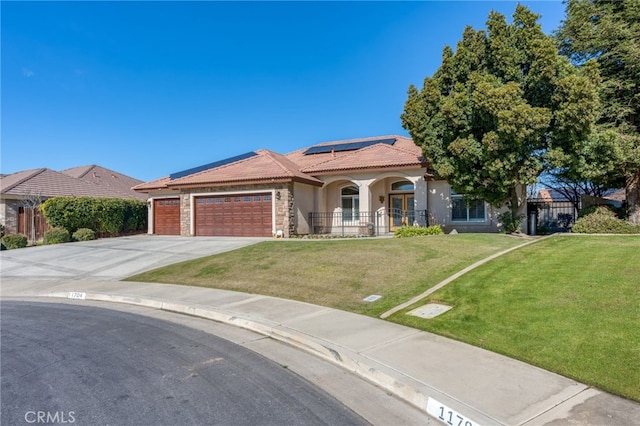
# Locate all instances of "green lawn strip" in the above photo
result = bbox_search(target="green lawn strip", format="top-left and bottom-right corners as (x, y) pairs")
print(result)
(389, 235), (640, 402)
(125, 234), (524, 317)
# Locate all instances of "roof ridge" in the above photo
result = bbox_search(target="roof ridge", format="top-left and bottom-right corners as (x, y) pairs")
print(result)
(258, 149), (299, 177)
(1, 168), (48, 194)
(75, 164), (97, 179)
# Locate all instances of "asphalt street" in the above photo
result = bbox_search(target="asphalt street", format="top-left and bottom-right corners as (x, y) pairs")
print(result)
(1, 300), (370, 426)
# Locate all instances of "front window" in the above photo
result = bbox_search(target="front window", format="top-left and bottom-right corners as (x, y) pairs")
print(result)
(341, 186), (360, 221)
(451, 190), (485, 221)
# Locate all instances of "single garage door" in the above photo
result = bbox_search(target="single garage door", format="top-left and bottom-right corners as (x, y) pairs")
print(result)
(153, 198), (180, 235)
(195, 193), (272, 237)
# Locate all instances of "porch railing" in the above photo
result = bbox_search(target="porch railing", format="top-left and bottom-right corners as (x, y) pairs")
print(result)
(308, 210), (428, 236)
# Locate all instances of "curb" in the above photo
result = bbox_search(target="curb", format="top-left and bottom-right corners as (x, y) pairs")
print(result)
(32, 290), (502, 425)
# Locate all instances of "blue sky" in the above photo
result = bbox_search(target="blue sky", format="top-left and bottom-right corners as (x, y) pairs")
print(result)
(2, 1), (566, 182)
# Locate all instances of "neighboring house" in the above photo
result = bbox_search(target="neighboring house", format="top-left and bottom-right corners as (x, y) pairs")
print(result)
(0, 165), (147, 240)
(134, 135), (512, 237)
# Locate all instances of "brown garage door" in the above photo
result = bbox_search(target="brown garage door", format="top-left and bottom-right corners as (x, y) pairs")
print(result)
(195, 193), (272, 237)
(154, 198), (180, 235)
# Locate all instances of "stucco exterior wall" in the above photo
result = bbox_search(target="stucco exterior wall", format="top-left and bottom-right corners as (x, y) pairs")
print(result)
(426, 180), (517, 233)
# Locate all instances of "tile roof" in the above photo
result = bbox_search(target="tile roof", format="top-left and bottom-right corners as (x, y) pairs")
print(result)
(1, 166), (146, 200)
(167, 149), (323, 188)
(60, 165), (146, 199)
(134, 135), (426, 192)
(301, 143), (424, 174)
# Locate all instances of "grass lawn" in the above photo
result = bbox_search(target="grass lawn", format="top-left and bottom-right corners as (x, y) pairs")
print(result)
(126, 234), (524, 317)
(390, 235), (640, 402)
(126, 233), (640, 401)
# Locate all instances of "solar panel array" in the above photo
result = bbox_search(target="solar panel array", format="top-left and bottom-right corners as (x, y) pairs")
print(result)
(170, 151), (258, 180)
(303, 138), (396, 155)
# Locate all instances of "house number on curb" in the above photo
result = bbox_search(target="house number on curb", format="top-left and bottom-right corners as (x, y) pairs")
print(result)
(68, 292), (86, 300)
(426, 398), (480, 426)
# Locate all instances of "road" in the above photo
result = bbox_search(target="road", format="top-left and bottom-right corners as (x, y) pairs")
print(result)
(1, 300), (372, 426)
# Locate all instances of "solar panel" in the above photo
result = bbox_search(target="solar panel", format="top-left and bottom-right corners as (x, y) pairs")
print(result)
(303, 138), (396, 155)
(170, 151), (257, 180)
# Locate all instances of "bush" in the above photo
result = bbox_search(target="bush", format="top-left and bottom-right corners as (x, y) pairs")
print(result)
(572, 207), (640, 234)
(40, 197), (147, 236)
(1, 233), (28, 249)
(72, 228), (96, 241)
(498, 211), (526, 234)
(394, 225), (444, 237)
(44, 227), (71, 245)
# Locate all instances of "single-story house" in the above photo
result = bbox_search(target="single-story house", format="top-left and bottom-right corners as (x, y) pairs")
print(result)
(134, 135), (515, 237)
(0, 165), (147, 239)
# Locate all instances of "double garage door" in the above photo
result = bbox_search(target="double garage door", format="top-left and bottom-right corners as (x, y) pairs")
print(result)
(194, 193), (273, 237)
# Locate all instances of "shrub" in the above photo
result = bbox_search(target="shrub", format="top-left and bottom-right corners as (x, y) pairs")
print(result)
(572, 207), (640, 234)
(44, 227), (71, 244)
(498, 211), (526, 234)
(1, 233), (28, 249)
(72, 228), (96, 241)
(394, 225), (444, 237)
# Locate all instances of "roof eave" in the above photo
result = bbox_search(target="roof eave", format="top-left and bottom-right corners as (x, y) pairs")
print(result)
(305, 164), (426, 176)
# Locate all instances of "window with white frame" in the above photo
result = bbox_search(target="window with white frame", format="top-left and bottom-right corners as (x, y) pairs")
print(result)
(451, 189), (485, 221)
(341, 186), (360, 221)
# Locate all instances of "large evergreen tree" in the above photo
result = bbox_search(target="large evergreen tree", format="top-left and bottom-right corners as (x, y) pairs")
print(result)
(402, 5), (600, 228)
(556, 0), (640, 223)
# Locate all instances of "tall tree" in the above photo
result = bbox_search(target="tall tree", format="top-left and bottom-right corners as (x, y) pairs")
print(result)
(556, 0), (640, 223)
(402, 5), (600, 230)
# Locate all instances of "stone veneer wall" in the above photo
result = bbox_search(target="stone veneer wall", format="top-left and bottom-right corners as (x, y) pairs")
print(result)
(1, 200), (20, 235)
(179, 182), (296, 237)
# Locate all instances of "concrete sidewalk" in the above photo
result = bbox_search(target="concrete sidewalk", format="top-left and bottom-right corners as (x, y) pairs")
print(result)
(2, 278), (638, 426)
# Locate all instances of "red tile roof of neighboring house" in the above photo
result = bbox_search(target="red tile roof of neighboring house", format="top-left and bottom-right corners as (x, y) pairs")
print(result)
(1, 166), (146, 200)
(60, 165), (146, 199)
(134, 135), (426, 192)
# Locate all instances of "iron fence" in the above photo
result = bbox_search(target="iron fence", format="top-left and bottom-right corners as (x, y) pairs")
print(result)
(527, 198), (579, 234)
(308, 210), (428, 236)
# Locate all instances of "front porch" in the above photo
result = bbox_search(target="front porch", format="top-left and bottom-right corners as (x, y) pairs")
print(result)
(308, 209), (428, 236)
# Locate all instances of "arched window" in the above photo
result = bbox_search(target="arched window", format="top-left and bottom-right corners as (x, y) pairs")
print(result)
(391, 181), (414, 191)
(341, 185), (359, 221)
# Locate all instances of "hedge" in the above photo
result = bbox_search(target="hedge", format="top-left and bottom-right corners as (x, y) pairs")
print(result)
(40, 197), (147, 236)
(394, 225), (444, 237)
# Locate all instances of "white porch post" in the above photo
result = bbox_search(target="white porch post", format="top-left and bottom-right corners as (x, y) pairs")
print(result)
(354, 179), (374, 217)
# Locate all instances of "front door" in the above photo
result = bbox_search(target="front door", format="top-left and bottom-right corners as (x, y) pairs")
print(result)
(389, 194), (415, 230)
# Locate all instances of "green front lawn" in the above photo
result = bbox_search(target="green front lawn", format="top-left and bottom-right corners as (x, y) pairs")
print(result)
(125, 234), (640, 401)
(126, 234), (524, 316)
(391, 235), (640, 401)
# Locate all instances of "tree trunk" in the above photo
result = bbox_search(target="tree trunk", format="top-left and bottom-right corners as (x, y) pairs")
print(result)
(627, 169), (640, 224)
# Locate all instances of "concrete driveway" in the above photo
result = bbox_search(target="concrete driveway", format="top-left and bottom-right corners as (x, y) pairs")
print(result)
(0, 235), (267, 281)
